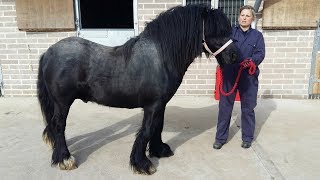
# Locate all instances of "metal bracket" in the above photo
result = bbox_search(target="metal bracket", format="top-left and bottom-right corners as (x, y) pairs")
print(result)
(308, 18), (320, 97)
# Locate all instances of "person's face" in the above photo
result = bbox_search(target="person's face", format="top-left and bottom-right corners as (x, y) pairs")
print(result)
(238, 9), (254, 28)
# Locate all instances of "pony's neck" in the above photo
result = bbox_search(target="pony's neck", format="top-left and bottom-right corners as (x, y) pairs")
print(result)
(141, 6), (204, 77)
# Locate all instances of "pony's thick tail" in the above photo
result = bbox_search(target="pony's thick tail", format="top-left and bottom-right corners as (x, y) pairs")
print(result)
(37, 53), (54, 125)
(37, 53), (55, 147)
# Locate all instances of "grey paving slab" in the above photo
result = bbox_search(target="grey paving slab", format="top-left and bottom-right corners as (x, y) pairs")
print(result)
(0, 97), (319, 179)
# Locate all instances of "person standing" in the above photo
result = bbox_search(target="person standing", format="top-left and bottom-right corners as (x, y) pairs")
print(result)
(213, 5), (265, 149)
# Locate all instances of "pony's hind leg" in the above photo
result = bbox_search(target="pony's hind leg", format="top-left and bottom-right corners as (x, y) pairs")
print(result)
(43, 126), (55, 149)
(50, 101), (77, 170)
(148, 109), (173, 158)
(130, 102), (166, 175)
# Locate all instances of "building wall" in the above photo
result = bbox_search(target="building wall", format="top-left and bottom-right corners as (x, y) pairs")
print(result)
(249, 0), (314, 99)
(138, 0), (314, 99)
(0, 0), (316, 99)
(0, 0), (75, 97)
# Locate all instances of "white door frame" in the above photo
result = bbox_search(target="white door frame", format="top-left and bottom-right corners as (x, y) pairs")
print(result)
(74, 0), (138, 46)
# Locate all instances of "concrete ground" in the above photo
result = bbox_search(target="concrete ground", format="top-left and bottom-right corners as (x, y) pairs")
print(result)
(0, 96), (319, 180)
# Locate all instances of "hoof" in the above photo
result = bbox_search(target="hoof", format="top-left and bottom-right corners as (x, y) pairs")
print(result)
(133, 164), (156, 175)
(58, 156), (77, 170)
(42, 132), (54, 149)
(130, 156), (157, 175)
(149, 143), (174, 158)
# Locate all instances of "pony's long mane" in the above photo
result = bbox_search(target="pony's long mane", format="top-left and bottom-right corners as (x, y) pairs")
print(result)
(141, 5), (232, 74)
(113, 5), (232, 73)
(113, 36), (140, 61)
(142, 5), (204, 72)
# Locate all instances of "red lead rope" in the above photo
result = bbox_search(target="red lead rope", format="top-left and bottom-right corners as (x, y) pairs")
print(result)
(219, 59), (256, 96)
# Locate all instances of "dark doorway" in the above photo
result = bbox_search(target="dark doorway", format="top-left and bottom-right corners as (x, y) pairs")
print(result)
(79, 0), (133, 29)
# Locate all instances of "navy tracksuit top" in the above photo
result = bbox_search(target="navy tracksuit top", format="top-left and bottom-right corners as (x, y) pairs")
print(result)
(232, 25), (265, 65)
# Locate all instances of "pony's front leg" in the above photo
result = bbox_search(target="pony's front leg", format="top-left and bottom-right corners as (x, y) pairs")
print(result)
(130, 103), (165, 175)
(149, 108), (173, 158)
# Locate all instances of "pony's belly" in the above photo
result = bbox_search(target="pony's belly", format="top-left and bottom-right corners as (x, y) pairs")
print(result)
(93, 94), (141, 109)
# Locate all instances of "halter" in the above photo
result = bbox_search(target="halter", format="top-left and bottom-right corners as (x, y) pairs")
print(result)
(202, 21), (233, 57)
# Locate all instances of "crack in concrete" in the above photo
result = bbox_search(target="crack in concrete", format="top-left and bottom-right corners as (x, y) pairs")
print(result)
(252, 142), (285, 180)
(231, 115), (285, 179)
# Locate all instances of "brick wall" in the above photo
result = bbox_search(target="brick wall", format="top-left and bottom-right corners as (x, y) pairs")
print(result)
(0, 0), (74, 97)
(138, 0), (182, 32)
(260, 30), (313, 99)
(0, 0), (316, 99)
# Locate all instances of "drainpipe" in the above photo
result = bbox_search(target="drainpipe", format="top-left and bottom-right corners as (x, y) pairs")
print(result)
(252, 0), (263, 29)
(74, 0), (81, 37)
(253, 0), (263, 12)
(0, 66), (3, 96)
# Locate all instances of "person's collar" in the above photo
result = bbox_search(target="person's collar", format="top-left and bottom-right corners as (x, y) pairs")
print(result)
(235, 25), (252, 33)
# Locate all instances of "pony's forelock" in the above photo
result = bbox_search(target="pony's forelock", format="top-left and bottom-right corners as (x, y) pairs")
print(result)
(205, 9), (232, 38)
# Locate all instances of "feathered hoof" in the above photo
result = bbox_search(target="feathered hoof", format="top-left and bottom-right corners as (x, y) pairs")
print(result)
(133, 164), (156, 175)
(58, 156), (77, 170)
(42, 132), (54, 149)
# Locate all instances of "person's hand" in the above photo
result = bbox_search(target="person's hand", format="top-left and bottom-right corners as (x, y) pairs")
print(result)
(241, 59), (256, 75)
(242, 59), (252, 68)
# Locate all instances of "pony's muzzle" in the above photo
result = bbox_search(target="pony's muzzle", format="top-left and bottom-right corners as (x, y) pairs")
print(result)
(231, 52), (237, 63)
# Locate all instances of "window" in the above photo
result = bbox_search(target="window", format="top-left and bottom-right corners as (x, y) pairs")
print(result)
(263, 0), (320, 29)
(186, 0), (212, 8)
(16, 0), (75, 31)
(75, 0), (138, 46)
(79, 0), (133, 29)
(218, 0), (244, 26)
(184, 0), (244, 26)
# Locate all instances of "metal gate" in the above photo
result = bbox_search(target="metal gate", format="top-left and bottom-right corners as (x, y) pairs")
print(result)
(308, 19), (320, 99)
(218, 0), (245, 26)
(184, 0), (245, 25)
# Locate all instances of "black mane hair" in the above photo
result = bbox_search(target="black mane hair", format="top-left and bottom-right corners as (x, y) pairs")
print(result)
(141, 5), (232, 73)
(112, 36), (140, 62)
(204, 7), (232, 38)
(112, 5), (232, 74)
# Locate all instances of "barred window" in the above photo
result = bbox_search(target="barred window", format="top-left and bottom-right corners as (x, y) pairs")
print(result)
(185, 0), (244, 26)
(218, 0), (244, 26)
(186, 0), (212, 8)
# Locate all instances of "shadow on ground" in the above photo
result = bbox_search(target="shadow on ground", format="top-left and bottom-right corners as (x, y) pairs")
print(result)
(229, 98), (277, 142)
(66, 99), (276, 167)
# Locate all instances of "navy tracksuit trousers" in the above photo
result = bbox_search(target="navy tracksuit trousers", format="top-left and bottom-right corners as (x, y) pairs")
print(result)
(215, 65), (259, 143)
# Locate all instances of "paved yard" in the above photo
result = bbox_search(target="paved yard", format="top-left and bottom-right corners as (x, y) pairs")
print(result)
(0, 97), (319, 179)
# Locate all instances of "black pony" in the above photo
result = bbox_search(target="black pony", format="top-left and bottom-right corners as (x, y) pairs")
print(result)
(37, 5), (237, 174)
